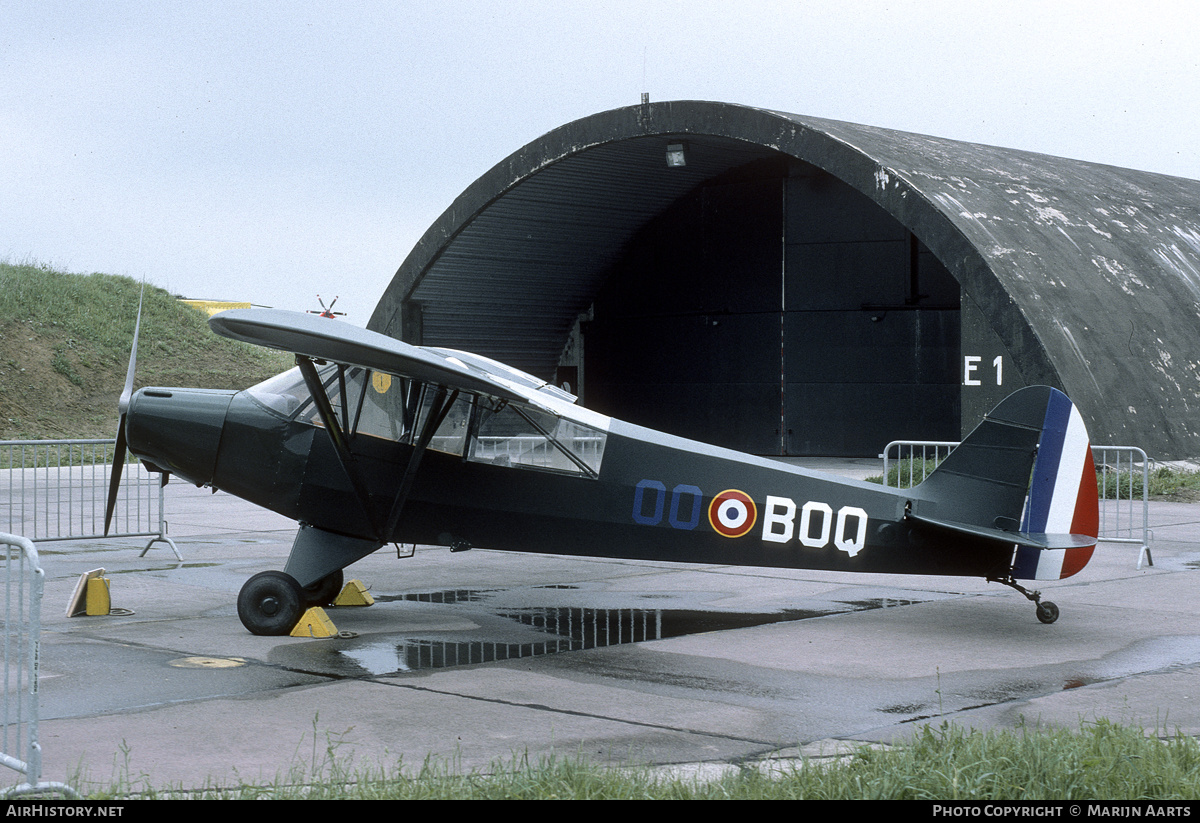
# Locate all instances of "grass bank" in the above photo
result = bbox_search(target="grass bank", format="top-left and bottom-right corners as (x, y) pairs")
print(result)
(0, 262), (292, 439)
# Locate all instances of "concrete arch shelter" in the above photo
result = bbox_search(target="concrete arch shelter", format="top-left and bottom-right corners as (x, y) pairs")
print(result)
(371, 101), (1200, 458)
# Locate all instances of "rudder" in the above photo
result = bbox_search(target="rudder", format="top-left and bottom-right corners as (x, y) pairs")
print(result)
(910, 386), (1098, 580)
(1011, 389), (1098, 580)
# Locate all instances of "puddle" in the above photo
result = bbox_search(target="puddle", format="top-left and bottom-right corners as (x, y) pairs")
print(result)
(967, 678), (1049, 703)
(374, 589), (496, 604)
(887, 638), (1200, 721)
(494, 605), (830, 645)
(836, 598), (924, 611)
(880, 702), (930, 715)
(332, 605), (826, 676)
(293, 587), (929, 677)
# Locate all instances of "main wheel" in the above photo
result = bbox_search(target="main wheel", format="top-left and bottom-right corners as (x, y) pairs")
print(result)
(303, 569), (344, 607)
(1036, 601), (1060, 624)
(238, 571), (305, 635)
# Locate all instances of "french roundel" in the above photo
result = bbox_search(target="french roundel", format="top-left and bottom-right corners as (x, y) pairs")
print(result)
(708, 489), (757, 538)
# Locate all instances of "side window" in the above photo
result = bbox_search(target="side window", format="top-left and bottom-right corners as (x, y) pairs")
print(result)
(283, 366), (414, 444)
(468, 400), (606, 476)
(354, 371), (412, 442)
(415, 388), (473, 456)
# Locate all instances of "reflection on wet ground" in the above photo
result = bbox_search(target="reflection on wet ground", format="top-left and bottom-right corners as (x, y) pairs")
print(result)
(278, 587), (933, 677)
(268, 584), (1200, 724)
(879, 637), (1200, 724)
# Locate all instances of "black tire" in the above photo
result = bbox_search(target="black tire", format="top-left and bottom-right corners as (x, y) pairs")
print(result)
(1036, 601), (1060, 624)
(238, 571), (305, 635)
(303, 569), (344, 607)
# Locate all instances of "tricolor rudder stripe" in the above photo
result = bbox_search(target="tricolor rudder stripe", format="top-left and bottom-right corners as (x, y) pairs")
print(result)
(1012, 389), (1099, 580)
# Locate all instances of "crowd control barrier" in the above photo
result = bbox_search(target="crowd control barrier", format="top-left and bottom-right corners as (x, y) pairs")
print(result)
(881, 441), (1153, 568)
(0, 532), (79, 798)
(0, 439), (179, 559)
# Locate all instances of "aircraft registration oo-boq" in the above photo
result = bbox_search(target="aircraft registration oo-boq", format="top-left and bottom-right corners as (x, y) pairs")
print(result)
(106, 308), (1099, 635)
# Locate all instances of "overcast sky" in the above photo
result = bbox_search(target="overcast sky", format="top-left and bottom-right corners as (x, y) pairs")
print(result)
(3, 1), (1197, 324)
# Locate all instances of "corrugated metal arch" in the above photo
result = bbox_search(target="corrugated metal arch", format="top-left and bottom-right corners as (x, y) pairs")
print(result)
(370, 100), (1200, 458)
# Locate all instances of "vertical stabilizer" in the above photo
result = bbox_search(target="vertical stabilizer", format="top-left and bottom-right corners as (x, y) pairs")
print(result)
(911, 386), (1099, 580)
(1012, 389), (1099, 579)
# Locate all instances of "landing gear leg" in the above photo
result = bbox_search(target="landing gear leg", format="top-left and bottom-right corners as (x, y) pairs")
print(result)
(988, 575), (1059, 624)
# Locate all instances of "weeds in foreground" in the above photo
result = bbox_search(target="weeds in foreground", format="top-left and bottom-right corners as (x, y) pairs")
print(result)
(72, 720), (1200, 800)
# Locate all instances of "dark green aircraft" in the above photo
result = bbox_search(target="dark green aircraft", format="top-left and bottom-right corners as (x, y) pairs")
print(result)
(106, 309), (1099, 635)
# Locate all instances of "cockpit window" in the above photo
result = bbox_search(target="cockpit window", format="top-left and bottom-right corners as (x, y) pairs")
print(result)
(352, 369), (413, 442)
(415, 387), (472, 456)
(252, 363), (606, 477)
(247, 365), (411, 440)
(468, 399), (606, 477)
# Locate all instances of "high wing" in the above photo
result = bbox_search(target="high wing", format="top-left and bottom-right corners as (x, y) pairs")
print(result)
(209, 308), (574, 411)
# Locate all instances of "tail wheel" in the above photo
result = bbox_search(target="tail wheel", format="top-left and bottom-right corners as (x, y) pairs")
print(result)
(238, 571), (304, 635)
(989, 575), (1063, 624)
(1036, 601), (1060, 624)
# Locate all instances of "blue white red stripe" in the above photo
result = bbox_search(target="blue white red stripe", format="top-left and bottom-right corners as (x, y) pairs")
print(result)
(1012, 390), (1099, 580)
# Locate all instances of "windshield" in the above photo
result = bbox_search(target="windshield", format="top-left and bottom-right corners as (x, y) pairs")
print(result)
(246, 367), (311, 417)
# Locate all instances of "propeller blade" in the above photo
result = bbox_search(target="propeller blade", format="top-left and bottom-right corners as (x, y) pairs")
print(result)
(107, 285), (143, 536)
(104, 415), (127, 536)
(119, 286), (144, 416)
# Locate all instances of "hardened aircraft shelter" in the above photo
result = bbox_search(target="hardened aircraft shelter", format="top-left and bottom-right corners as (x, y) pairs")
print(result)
(369, 100), (1200, 459)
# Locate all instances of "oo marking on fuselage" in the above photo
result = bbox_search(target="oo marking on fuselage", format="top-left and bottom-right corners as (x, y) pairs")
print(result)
(631, 479), (870, 556)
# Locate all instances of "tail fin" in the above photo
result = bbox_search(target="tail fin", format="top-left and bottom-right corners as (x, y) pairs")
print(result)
(1013, 388), (1099, 579)
(909, 386), (1098, 580)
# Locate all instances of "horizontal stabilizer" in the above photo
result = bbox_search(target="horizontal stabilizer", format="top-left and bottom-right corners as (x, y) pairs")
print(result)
(909, 511), (1098, 550)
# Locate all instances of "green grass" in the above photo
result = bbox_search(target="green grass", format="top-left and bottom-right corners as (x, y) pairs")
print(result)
(867, 458), (942, 489)
(0, 260), (288, 382)
(1098, 465), (1200, 501)
(0, 261), (292, 439)
(67, 720), (1200, 800)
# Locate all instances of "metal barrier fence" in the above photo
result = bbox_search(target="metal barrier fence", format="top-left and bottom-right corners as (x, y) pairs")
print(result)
(1092, 445), (1154, 569)
(881, 441), (1153, 568)
(0, 532), (78, 798)
(0, 439), (179, 559)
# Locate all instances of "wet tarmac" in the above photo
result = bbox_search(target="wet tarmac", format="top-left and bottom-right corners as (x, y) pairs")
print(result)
(16, 467), (1200, 791)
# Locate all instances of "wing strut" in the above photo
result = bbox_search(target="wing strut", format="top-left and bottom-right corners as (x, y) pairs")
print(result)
(296, 355), (383, 538)
(297, 353), (463, 544)
(381, 386), (459, 542)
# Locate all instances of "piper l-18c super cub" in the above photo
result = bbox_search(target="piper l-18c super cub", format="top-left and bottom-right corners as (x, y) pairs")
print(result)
(106, 308), (1099, 635)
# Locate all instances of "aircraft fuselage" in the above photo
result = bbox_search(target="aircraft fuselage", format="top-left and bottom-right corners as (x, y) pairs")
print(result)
(130, 385), (1013, 583)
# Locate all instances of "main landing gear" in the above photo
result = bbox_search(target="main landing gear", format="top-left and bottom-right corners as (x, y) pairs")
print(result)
(237, 569), (345, 635)
(989, 575), (1060, 624)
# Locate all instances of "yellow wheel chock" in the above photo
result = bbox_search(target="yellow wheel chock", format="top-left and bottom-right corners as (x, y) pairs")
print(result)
(290, 606), (338, 638)
(333, 580), (374, 607)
